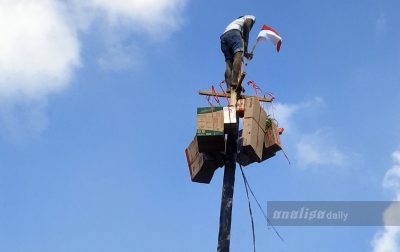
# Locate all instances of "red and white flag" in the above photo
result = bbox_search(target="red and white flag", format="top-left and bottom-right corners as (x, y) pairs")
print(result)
(257, 24), (282, 52)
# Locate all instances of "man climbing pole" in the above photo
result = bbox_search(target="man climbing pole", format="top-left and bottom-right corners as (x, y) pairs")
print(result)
(220, 15), (256, 93)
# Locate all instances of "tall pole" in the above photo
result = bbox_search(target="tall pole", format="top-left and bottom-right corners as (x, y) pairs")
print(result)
(217, 72), (245, 252)
(217, 130), (237, 252)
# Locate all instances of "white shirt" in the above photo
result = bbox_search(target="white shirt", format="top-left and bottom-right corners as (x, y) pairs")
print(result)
(222, 15), (256, 35)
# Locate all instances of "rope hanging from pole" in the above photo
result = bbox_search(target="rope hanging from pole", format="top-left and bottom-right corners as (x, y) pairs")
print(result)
(239, 164), (292, 252)
(239, 165), (257, 252)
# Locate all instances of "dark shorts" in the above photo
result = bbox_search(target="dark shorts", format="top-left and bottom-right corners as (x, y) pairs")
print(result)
(220, 29), (243, 61)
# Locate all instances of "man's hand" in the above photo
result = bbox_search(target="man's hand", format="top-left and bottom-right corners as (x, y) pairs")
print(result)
(244, 52), (253, 60)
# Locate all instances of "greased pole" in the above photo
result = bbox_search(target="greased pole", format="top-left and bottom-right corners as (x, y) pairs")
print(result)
(216, 69), (245, 252)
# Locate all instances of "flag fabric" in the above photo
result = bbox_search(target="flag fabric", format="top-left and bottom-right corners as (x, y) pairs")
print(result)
(257, 24), (282, 52)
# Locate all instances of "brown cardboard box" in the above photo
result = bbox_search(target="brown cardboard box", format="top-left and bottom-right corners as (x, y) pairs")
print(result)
(196, 107), (225, 153)
(188, 153), (218, 184)
(185, 135), (199, 164)
(243, 97), (267, 120)
(261, 120), (282, 162)
(237, 130), (255, 166)
(241, 97), (268, 162)
(185, 136), (225, 184)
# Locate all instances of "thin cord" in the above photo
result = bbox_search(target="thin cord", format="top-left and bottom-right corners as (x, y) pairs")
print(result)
(239, 164), (292, 252)
(239, 164), (257, 252)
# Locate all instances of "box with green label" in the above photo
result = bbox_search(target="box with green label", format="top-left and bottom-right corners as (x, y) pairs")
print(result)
(196, 107), (225, 153)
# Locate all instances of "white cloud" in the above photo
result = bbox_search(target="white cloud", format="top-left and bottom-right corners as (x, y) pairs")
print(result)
(271, 97), (323, 132)
(382, 201), (400, 227)
(296, 129), (347, 167)
(72, 0), (188, 70)
(0, 0), (188, 140)
(0, 0), (81, 100)
(372, 226), (400, 252)
(90, 0), (186, 32)
(371, 151), (400, 252)
(0, 0), (81, 140)
(270, 103), (300, 133)
(80, 0), (187, 36)
(269, 97), (349, 168)
(383, 152), (400, 192)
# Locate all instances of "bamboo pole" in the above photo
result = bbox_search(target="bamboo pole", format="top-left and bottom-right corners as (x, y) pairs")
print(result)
(245, 39), (259, 66)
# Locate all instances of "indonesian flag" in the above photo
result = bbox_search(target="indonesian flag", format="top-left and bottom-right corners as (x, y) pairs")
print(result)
(257, 24), (282, 52)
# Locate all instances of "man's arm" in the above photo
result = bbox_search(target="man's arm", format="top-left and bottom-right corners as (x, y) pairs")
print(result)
(242, 18), (254, 59)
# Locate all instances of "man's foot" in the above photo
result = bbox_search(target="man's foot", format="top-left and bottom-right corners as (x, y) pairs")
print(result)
(230, 83), (238, 93)
(230, 84), (245, 93)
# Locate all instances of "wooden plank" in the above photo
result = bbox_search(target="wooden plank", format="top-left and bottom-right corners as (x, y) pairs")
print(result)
(198, 90), (273, 103)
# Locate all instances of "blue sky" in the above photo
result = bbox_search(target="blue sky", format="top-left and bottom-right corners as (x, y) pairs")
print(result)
(1, 0), (400, 251)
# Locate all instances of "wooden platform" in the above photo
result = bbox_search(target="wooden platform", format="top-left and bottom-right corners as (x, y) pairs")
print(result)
(198, 90), (273, 103)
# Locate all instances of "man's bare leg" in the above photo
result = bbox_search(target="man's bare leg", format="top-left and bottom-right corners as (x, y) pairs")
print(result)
(231, 51), (243, 89)
(225, 59), (233, 93)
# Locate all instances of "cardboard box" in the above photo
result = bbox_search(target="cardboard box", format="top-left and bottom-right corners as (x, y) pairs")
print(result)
(196, 107), (225, 153)
(188, 153), (221, 184)
(243, 97), (267, 120)
(241, 97), (268, 162)
(197, 107), (224, 134)
(185, 136), (225, 184)
(185, 135), (199, 164)
(261, 120), (282, 162)
(261, 148), (276, 162)
(224, 106), (237, 131)
(237, 130), (255, 166)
